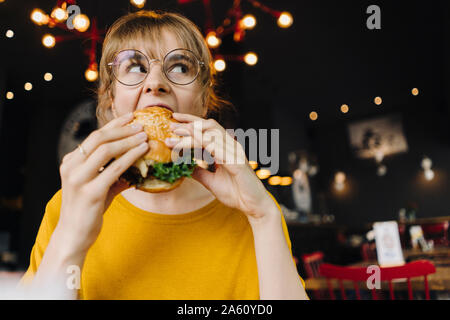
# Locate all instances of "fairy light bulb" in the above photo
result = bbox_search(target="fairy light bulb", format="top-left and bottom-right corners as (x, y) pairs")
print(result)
(341, 104), (349, 113)
(214, 59), (226, 72)
(241, 14), (256, 29)
(31, 9), (49, 25)
(374, 96), (382, 105)
(6, 91), (14, 100)
(42, 34), (56, 48)
(130, 0), (146, 8)
(73, 14), (90, 32)
(51, 7), (68, 22)
(412, 88), (419, 96)
(309, 111), (318, 121)
(244, 52), (258, 66)
(334, 171), (346, 191)
(206, 31), (221, 48)
(248, 160), (258, 170)
(255, 169), (271, 180)
(268, 176), (281, 186)
(5, 30), (14, 38)
(85, 63), (98, 82)
(44, 72), (53, 81)
(280, 177), (293, 186)
(24, 82), (33, 91)
(277, 12), (293, 28)
(424, 169), (434, 181)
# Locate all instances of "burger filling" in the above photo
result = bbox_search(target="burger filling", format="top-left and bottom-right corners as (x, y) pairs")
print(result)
(120, 154), (197, 185)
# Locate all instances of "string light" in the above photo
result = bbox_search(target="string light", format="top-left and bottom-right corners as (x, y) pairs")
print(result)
(277, 12), (293, 28)
(130, 0), (146, 8)
(412, 88), (419, 96)
(214, 59), (226, 72)
(241, 14), (257, 30)
(334, 171), (346, 191)
(309, 111), (318, 121)
(31, 8), (49, 26)
(340, 104), (349, 113)
(85, 63), (99, 82)
(24, 82), (33, 91)
(280, 177), (293, 186)
(5, 29), (14, 38)
(44, 72), (53, 81)
(374, 96), (382, 105)
(206, 31), (221, 48)
(244, 52), (258, 66)
(6, 92), (14, 100)
(255, 169), (271, 180)
(42, 34), (56, 48)
(73, 14), (90, 32)
(424, 169), (434, 181)
(268, 176), (281, 185)
(248, 160), (258, 170)
(51, 7), (68, 22)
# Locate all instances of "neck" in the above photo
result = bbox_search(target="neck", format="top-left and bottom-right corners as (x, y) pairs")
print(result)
(120, 178), (216, 214)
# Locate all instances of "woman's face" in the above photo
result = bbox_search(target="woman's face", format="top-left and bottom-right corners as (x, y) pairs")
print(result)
(111, 29), (206, 118)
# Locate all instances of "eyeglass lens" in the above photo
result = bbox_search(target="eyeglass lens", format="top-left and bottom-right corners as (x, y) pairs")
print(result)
(112, 49), (200, 85)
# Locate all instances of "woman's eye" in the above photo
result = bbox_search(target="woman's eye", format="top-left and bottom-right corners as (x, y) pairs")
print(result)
(169, 64), (188, 73)
(128, 64), (146, 73)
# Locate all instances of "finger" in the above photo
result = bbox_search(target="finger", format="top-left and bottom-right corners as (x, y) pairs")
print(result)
(81, 131), (149, 180)
(170, 118), (221, 136)
(101, 112), (134, 130)
(172, 112), (204, 123)
(73, 117), (143, 163)
(191, 166), (216, 190)
(89, 141), (149, 193)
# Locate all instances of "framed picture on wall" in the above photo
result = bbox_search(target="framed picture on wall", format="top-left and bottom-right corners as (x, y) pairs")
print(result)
(347, 113), (408, 159)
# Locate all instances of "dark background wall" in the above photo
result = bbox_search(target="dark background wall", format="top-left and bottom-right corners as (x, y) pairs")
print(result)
(0, 0), (449, 269)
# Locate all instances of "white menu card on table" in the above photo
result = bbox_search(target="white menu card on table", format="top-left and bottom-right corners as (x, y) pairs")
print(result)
(373, 221), (405, 267)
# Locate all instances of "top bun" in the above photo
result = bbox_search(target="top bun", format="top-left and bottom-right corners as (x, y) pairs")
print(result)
(130, 106), (180, 163)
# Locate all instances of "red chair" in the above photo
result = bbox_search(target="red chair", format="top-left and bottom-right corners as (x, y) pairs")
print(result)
(421, 222), (449, 246)
(319, 260), (436, 300)
(301, 252), (326, 299)
(301, 251), (324, 279)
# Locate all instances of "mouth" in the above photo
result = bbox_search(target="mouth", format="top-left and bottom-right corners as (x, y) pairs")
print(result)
(145, 104), (174, 113)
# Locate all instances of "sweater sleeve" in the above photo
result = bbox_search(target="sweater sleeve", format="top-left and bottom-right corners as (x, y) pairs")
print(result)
(19, 189), (62, 285)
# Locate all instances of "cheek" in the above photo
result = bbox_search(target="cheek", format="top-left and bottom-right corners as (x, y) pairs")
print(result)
(177, 85), (205, 116)
(112, 85), (139, 116)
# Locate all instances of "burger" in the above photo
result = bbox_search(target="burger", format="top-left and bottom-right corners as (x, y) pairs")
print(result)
(119, 106), (197, 193)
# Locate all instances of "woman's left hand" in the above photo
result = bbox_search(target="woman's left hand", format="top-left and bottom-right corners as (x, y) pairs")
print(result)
(165, 113), (278, 222)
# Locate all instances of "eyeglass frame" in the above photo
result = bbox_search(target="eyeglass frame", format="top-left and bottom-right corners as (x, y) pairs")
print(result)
(107, 48), (206, 86)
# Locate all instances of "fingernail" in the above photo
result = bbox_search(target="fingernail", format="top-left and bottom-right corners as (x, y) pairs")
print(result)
(131, 123), (143, 131)
(165, 137), (180, 145)
(138, 142), (148, 149)
(136, 131), (147, 140)
(170, 122), (181, 129)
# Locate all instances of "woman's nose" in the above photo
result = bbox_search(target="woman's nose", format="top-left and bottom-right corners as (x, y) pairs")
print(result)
(141, 63), (170, 94)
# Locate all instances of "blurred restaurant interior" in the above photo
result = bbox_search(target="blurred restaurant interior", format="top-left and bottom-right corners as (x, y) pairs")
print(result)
(1, 0), (450, 299)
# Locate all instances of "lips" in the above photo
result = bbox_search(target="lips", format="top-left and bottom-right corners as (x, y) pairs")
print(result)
(144, 104), (174, 112)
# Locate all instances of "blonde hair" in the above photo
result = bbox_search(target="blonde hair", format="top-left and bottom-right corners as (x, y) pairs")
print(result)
(97, 10), (237, 128)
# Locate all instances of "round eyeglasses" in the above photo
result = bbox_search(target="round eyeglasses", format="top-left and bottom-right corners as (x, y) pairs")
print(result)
(108, 48), (205, 86)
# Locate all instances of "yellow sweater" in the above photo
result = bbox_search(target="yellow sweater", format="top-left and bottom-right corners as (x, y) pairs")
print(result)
(22, 189), (304, 299)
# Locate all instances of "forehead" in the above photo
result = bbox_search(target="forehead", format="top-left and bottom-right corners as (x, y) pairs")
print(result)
(120, 28), (185, 60)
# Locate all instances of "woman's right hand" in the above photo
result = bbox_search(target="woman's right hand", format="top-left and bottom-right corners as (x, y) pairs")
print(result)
(56, 112), (149, 255)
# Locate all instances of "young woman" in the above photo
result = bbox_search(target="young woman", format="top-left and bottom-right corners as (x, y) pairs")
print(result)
(21, 10), (308, 300)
